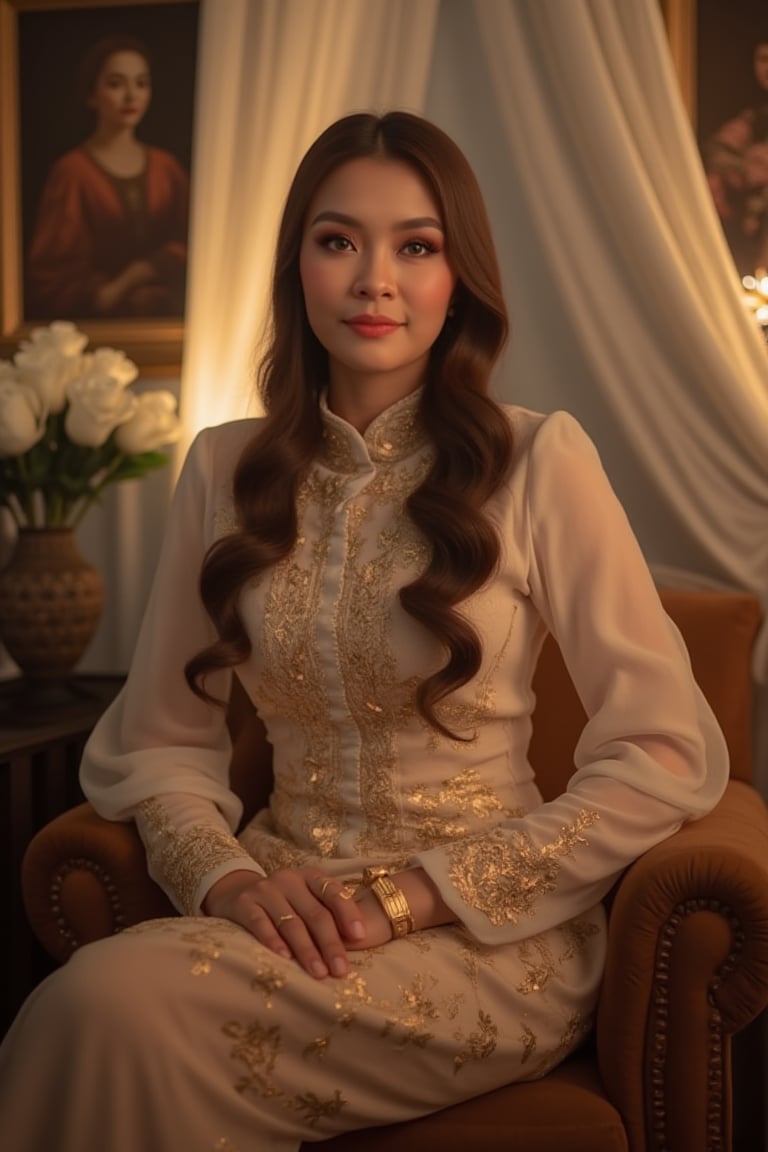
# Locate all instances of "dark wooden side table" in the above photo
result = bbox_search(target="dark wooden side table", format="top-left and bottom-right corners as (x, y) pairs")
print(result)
(1, 674), (123, 1037)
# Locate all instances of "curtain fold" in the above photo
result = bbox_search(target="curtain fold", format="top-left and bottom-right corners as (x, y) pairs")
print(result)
(471, 0), (768, 679)
(179, 0), (439, 450)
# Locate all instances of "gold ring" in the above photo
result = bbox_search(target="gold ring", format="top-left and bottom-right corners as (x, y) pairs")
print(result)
(339, 884), (357, 901)
(320, 879), (334, 898)
(278, 914), (295, 924)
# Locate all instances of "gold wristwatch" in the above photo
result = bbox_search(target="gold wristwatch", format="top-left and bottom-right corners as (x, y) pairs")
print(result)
(361, 866), (415, 939)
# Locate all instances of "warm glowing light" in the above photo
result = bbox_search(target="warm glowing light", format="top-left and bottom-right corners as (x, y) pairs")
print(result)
(741, 268), (768, 334)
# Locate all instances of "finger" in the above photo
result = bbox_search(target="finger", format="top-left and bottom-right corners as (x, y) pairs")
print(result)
(316, 877), (356, 901)
(240, 907), (293, 960)
(313, 877), (365, 943)
(249, 899), (341, 979)
(282, 899), (353, 979)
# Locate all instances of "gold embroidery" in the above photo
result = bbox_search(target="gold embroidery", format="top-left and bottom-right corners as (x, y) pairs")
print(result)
(124, 917), (239, 980)
(291, 1089), (347, 1128)
(124, 915), (188, 935)
(140, 798), (255, 915)
(559, 915), (601, 961)
(442, 992), (465, 1020)
(529, 1011), (591, 1078)
(382, 973), (440, 1049)
(453, 1010), (498, 1074)
(303, 1036), (331, 1061)
(456, 931), (497, 986)
(515, 934), (557, 995)
(367, 394), (427, 463)
(250, 964), (287, 1007)
(320, 389), (428, 470)
(224, 1019), (282, 1098)
(179, 925), (225, 975)
(320, 423), (361, 473)
(406, 929), (435, 954)
(340, 506), (429, 856)
(425, 602), (518, 749)
(447, 810), (600, 927)
(255, 470), (346, 857)
(520, 1021), (537, 1065)
(406, 765), (518, 849)
(239, 810), (313, 874)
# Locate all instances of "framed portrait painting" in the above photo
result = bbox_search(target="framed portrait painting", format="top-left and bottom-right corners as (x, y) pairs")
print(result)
(663, 0), (768, 277)
(0, 0), (199, 373)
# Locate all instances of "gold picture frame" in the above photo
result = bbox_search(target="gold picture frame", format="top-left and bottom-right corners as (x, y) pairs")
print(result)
(660, 0), (697, 125)
(0, 0), (198, 374)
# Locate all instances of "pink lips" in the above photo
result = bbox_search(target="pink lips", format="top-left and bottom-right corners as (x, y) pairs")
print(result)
(344, 315), (403, 338)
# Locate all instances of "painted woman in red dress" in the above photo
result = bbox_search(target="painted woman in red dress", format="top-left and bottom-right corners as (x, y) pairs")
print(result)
(25, 36), (189, 320)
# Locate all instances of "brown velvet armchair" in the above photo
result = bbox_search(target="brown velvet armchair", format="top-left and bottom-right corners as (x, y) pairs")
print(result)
(20, 588), (768, 1152)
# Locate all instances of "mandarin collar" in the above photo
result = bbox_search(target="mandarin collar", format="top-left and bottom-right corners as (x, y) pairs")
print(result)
(319, 389), (429, 473)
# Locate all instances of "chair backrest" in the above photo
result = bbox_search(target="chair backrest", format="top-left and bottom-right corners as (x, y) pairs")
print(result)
(530, 587), (760, 800)
(228, 587), (762, 819)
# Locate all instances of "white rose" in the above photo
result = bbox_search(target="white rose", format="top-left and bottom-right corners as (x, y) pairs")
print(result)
(14, 321), (88, 413)
(0, 378), (46, 457)
(115, 391), (182, 454)
(65, 371), (138, 448)
(22, 321), (87, 358)
(81, 347), (139, 388)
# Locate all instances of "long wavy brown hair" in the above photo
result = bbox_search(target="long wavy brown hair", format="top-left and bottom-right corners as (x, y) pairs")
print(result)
(185, 111), (515, 739)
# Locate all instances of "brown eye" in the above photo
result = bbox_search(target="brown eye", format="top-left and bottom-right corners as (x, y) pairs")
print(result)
(401, 239), (437, 256)
(320, 235), (355, 252)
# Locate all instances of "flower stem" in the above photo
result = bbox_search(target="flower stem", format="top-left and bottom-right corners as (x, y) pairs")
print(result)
(69, 453), (129, 527)
(15, 458), (38, 526)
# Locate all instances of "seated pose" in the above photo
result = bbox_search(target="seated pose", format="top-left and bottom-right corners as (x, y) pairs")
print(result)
(0, 111), (727, 1152)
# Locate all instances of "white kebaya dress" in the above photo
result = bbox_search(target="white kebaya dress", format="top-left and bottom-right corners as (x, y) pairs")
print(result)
(0, 393), (728, 1151)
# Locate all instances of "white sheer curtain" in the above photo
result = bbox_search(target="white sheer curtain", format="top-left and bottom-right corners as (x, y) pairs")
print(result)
(179, 0), (439, 450)
(466, 0), (768, 674)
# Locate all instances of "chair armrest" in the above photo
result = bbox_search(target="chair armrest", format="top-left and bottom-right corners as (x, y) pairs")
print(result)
(596, 779), (768, 1152)
(21, 801), (174, 965)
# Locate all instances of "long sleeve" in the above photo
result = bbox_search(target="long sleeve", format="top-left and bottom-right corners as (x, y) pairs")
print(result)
(80, 422), (266, 914)
(411, 411), (729, 945)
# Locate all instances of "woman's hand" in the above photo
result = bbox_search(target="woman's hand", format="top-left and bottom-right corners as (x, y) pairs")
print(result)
(203, 865), (457, 979)
(94, 259), (156, 314)
(203, 867), (383, 979)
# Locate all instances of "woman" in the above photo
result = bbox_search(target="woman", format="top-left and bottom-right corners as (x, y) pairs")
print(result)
(25, 35), (189, 320)
(0, 112), (727, 1150)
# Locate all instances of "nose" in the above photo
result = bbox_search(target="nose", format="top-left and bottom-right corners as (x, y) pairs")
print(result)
(352, 247), (395, 299)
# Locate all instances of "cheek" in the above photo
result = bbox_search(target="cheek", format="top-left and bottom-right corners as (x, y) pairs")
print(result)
(299, 253), (337, 312)
(418, 268), (456, 317)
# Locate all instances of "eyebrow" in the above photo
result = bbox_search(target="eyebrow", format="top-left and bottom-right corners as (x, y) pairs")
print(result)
(309, 210), (444, 231)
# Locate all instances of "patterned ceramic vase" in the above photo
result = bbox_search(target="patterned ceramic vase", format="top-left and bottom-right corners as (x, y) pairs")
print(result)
(0, 528), (104, 681)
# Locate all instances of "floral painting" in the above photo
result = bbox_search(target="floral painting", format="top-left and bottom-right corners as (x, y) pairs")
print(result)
(695, 0), (768, 276)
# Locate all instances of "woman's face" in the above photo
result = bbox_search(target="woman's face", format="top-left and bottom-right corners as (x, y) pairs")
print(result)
(89, 50), (151, 130)
(299, 156), (456, 402)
